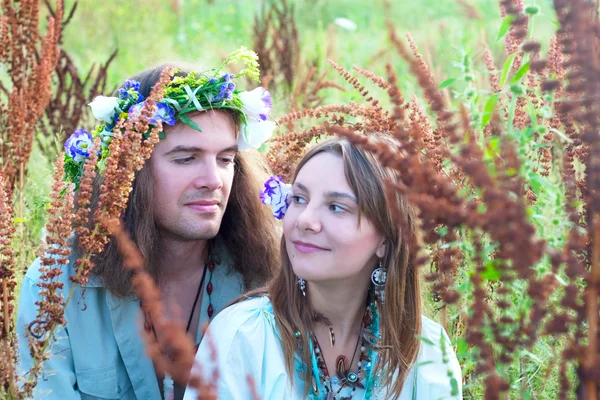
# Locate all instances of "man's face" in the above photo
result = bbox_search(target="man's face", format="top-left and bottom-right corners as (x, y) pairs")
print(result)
(149, 111), (237, 241)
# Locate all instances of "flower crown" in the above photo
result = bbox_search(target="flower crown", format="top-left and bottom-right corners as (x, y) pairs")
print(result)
(64, 47), (275, 186)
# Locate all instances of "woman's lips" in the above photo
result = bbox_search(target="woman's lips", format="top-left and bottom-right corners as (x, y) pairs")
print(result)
(293, 240), (329, 254)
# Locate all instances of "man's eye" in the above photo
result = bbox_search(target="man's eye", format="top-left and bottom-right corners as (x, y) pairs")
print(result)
(174, 156), (194, 164)
(219, 157), (235, 165)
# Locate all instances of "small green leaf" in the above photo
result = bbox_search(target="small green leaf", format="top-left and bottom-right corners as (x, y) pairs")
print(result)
(450, 377), (460, 396)
(499, 53), (517, 86)
(550, 128), (573, 143)
(439, 78), (457, 88)
(521, 349), (542, 363)
(179, 114), (202, 132)
(416, 335), (435, 346)
(511, 62), (531, 84)
(481, 260), (502, 281)
(481, 94), (500, 128)
(553, 273), (567, 286)
(415, 360), (435, 367)
(497, 14), (516, 41)
(524, 5), (540, 15)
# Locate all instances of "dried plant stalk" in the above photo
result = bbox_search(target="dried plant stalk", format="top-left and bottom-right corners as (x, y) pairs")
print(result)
(0, 0), (63, 192)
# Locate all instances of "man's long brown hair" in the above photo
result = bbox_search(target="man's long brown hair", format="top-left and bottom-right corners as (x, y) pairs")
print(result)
(246, 135), (422, 397)
(80, 64), (280, 297)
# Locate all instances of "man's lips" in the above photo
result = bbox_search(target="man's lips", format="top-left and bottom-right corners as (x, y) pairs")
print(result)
(293, 240), (329, 254)
(185, 200), (220, 213)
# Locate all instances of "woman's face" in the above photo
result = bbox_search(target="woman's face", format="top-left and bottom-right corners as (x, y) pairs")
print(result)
(283, 152), (385, 284)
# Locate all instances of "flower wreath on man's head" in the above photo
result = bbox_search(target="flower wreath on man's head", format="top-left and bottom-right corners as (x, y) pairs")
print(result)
(64, 47), (276, 187)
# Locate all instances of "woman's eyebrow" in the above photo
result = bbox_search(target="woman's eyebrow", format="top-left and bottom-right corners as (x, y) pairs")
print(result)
(294, 182), (357, 203)
(323, 191), (358, 203)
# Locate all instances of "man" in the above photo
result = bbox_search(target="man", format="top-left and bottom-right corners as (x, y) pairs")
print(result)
(17, 56), (280, 399)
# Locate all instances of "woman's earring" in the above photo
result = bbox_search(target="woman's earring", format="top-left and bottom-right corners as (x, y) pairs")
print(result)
(298, 277), (306, 297)
(371, 259), (387, 303)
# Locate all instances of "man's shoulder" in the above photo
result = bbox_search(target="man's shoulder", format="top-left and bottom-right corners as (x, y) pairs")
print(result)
(23, 256), (103, 288)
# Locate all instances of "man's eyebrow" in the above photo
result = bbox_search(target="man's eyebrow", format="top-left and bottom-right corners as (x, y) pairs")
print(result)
(163, 144), (239, 156)
(222, 145), (239, 153)
(294, 182), (358, 203)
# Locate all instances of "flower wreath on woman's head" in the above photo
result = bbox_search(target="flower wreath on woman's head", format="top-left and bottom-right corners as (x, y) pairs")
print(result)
(64, 47), (276, 187)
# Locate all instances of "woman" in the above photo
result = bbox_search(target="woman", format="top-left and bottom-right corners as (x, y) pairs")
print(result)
(185, 135), (462, 399)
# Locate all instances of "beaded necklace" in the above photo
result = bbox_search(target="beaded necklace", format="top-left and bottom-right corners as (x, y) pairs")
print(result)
(307, 293), (381, 400)
(140, 242), (216, 399)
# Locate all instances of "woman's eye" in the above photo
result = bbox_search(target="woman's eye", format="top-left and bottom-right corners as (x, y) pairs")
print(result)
(329, 204), (346, 213)
(291, 195), (306, 204)
(174, 156), (194, 164)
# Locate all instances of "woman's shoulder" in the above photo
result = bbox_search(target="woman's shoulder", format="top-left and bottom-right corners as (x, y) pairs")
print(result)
(203, 296), (278, 343)
(409, 315), (462, 399)
(416, 315), (457, 363)
(419, 315), (449, 344)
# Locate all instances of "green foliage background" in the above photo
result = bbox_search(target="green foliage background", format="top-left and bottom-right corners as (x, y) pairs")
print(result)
(18, 0), (574, 398)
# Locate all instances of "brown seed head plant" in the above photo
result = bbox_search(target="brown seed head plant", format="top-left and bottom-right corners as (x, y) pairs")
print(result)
(0, 1), (64, 397)
(12, 68), (176, 397)
(18, 156), (74, 398)
(36, 0), (117, 158)
(266, 1), (600, 398)
(0, 0), (63, 195)
(252, 0), (344, 116)
(0, 173), (18, 397)
(105, 219), (220, 399)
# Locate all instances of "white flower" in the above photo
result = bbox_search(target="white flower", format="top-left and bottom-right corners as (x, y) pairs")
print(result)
(88, 96), (120, 124)
(239, 87), (272, 122)
(238, 119), (276, 151)
(260, 176), (292, 219)
(334, 17), (357, 31)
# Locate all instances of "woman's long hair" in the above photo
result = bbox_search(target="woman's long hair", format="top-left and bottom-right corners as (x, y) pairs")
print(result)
(78, 64), (280, 296)
(257, 135), (422, 397)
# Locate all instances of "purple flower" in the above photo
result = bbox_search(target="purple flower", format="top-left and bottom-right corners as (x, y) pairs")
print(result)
(222, 73), (234, 82)
(64, 129), (94, 163)
(128, 101), (176, 126)
(214, 80), (236, 102)
(260, 176), (292, 219)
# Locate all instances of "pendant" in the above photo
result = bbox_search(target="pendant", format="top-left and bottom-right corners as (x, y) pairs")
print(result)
(371, 267), (387, 286)
(347, 372), (358, 383)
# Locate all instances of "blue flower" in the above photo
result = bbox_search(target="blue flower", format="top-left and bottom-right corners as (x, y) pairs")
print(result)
(260, 176), (292, 219)
(128, 101), (176, 126)
(222, 73), (234, 82)
(64, 129), (94, 163)
(120, 80), (140, 92)
(118, 80), (145, 103)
